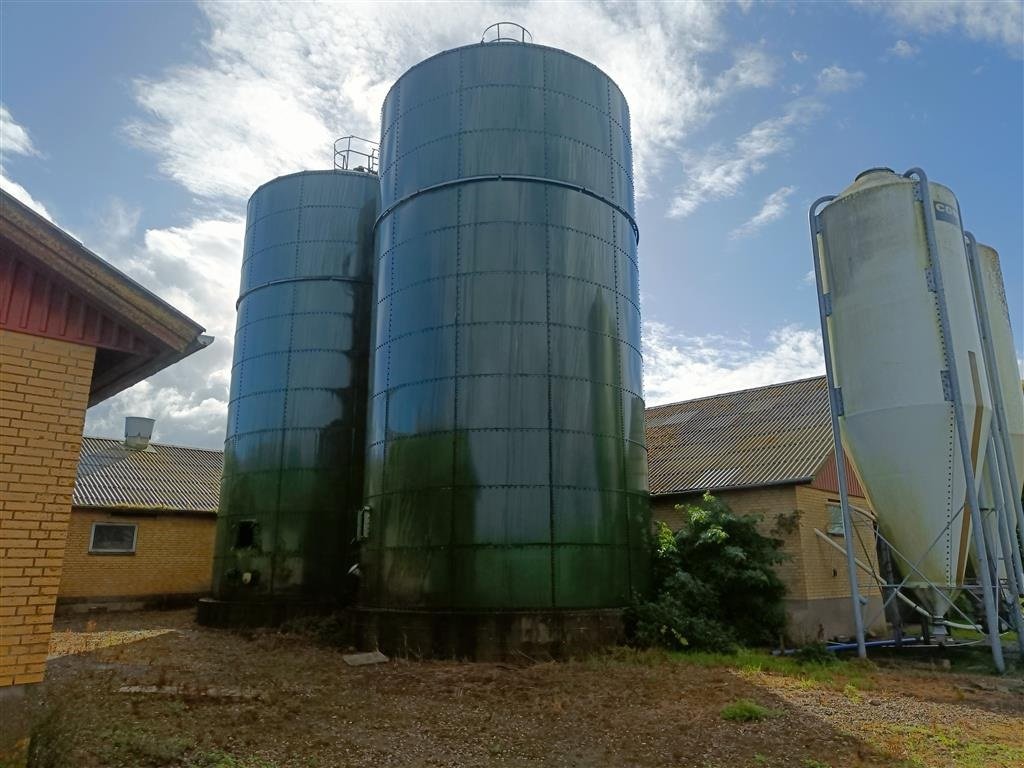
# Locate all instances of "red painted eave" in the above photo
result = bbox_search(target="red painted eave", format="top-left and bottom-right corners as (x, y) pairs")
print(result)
(0, 189), (212, 405)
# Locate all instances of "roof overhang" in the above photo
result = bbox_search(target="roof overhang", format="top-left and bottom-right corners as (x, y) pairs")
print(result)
(1, 189), (212, 405)
(650, 477), (811, 498)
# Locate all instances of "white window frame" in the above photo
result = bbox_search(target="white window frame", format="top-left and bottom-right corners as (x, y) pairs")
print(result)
(89, 522), (138, 554)
(826, 504), (846, 536)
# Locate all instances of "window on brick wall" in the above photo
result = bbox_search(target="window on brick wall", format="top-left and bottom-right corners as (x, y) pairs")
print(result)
(826, 504), (845, 536)
(89, 522), (138, 554)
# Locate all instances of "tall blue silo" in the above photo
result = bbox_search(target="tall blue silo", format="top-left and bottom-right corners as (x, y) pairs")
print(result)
(200, 169), (379, 626)
(357, 26), (650, 657)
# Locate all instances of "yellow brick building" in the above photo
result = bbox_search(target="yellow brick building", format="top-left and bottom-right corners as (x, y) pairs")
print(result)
(646, 376), (886, 643)
(0, 190), (209, 761)
(58, 429), (221, 609)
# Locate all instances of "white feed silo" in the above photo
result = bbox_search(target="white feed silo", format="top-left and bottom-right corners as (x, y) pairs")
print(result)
(966, 238), (1024, 591)
(813, 168), (994, 620)
(973, 242), (1024, 490)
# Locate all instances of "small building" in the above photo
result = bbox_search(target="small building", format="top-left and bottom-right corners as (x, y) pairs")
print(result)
(645, 376), (885, 643)
(0, 189), (209, 760)
(57, 419), (222, 610)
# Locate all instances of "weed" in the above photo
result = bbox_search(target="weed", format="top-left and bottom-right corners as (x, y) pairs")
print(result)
(793, 643), (836, 666)
(841, 683), (862, 702)
(190, 751), (280, 768)
(24, 705), (75, 768)
(720, 699), (782, 722)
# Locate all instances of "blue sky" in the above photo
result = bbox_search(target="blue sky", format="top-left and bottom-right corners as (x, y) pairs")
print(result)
(2, 1), (1021, 449)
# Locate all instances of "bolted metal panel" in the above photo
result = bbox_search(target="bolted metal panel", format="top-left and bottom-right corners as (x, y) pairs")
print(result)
(362, 41), (649, 612)
(213, 170), (379, 600)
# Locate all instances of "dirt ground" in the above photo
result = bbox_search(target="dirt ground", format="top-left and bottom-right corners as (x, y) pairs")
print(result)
(21, 610), (1024, 768)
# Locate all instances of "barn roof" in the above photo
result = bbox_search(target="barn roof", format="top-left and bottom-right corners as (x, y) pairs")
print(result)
(645, 375), (834, 496)
(74, 436), (223, 514)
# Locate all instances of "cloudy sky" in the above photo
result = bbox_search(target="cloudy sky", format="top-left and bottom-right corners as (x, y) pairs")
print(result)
(2, 0), (1022, 449)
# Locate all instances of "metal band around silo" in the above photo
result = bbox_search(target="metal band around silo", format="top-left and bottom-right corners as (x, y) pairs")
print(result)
(374, 173), (640, 245)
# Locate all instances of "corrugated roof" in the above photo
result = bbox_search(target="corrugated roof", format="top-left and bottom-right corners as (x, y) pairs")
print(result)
(74, 437), (223, 513)
(645, 375), (832, 496)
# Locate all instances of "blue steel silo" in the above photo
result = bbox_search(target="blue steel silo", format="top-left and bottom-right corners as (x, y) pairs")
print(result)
(199, 168), (379, 626)
(357, 25), (650, 657)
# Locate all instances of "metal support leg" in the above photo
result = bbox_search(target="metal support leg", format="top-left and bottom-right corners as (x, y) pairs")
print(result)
(809, 195), (867, 659)
(989, 444), (1024, 653)
(907, 170), (1004, 672)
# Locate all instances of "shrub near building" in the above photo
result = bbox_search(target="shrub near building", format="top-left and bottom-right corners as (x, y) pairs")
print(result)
(629, 493), (788, 653)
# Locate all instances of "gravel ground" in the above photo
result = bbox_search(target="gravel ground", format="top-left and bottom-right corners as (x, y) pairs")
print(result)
(25, 610), (1024, 768)
(47, 629), (176, 659)
(745, 670), (1024, 767)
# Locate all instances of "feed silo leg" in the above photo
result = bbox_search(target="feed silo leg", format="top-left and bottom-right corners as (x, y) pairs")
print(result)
(809, 195), (867, 659)
(906, 169), (1004, 673)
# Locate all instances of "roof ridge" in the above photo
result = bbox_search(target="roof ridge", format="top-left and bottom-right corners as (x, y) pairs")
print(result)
(646, 374), (827, 411)
(82, 435), (224, 454)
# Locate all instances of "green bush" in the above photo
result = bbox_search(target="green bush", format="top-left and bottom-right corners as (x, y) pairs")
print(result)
(629, 493), (788, 652)
(720, 698), (781, 722)
(793, 642), (837, 665)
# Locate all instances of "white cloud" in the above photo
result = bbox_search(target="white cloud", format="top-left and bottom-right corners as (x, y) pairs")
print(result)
(85, 216), (245, 449)
(730, 184), (797, 238)
(888, 39), (920, 58)
(98, 2), (789, 447)
(668, 97), (823, 218)
(125, 1), (779, 203)
(642, 320), (824, 405)
(816, 65), (866, 93)
(0, 173), (53, 221)
(0, 106), (52, 220)
(1, 105), (40, 158)
(803, 268), (817, 286)
(716, 46), (780, 91)
(791, 50), (808, 63)
(105, 1), (793, 448)
(855, 0), (1024, 56)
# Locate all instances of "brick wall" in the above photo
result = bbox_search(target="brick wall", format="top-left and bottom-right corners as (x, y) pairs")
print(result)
(794, 484), (881, 600)
(0, 330), (95, 687)
(59, 509), (215, 600)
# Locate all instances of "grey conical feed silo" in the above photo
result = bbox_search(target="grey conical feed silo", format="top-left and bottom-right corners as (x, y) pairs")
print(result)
(356, 27), (650, 658)
(198, 169), (379, 627)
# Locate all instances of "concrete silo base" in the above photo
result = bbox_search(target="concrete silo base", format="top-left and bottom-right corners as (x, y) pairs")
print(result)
(351, 608), (625, 661)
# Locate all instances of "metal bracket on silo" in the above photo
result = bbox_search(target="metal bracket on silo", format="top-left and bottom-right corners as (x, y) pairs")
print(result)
(808, 193), (867, 660)
(832, 387), (844, 416)
(939, 370), (954, 402)
(904, 166), (1005, 673)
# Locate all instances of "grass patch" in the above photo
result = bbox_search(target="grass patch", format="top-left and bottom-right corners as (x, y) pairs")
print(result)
(720, 699), (782, 722)
(860, 722), (1024, 768)
(671, 648), (861, 686)
(190, 752), (282, 768)
(588, 645), (881, 692)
